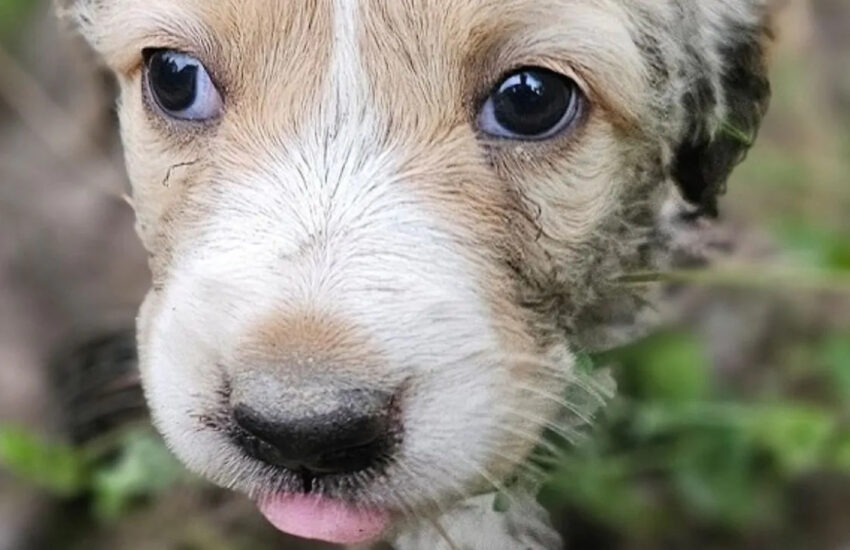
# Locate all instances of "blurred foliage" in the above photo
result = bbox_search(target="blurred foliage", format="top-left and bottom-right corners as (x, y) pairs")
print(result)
(0, 425), (190, 522)
(0, 1), (849, 548)
(0, 0), (37, 39)
(0, 426), (89, 497)
(541, 330), (850, 545)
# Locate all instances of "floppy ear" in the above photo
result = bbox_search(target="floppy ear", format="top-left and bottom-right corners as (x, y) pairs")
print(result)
(671, 2), (773, 217)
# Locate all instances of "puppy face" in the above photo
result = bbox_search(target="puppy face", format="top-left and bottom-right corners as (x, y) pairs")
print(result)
(66, 0), (771, 544)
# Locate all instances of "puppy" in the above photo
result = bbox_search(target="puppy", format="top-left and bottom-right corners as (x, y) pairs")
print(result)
(61, 1), (772, 547)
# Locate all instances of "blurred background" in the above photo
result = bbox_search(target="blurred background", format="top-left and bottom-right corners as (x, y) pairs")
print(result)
(1, 1), (849, 549)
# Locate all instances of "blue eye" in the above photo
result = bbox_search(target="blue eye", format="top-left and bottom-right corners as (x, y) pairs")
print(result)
(145, 50), (222, 121)
(477, 68), (581, 140)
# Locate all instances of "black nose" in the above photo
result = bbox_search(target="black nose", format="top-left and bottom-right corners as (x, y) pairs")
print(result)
(232, 390), (394, 476)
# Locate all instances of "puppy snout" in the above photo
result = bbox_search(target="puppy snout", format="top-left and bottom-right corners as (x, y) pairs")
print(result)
(233, 389), (396, 476)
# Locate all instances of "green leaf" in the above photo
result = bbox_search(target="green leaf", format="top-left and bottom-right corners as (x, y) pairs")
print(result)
(91, 429), (188, 521)
(833, 435), (850, 473)
(574, 350), (595, 375)
(631, 402), (748, 440)
(542, 453), (652, 532)
(0, 0), (36, 37)
(671, 430), (762, 526)
(620, 332), (713, 404)
(822, 335), (850, 407)
(492, 491), (511, 513)
(775, 222), (850, 272)
(747, 405), (836, 475)
(0, 426), (89, 496)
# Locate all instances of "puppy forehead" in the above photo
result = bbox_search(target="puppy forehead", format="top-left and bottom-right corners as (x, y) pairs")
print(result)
(99, 1), (642, 90)
(122, 0), (620, 36)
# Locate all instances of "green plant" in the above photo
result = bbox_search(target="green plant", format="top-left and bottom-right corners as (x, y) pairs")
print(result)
(0, 425), (190, 521)
(540, 331), (850, 541)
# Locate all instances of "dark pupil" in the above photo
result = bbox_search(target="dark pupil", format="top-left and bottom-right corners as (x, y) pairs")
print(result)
(493, 70), (571, 136)
(149, 52), (198, 112)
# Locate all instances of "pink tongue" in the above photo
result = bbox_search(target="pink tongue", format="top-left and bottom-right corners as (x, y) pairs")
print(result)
(257, 494), (390, 545)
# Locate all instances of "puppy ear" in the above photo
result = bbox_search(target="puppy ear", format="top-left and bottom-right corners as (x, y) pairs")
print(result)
(671, 3), (773, 217)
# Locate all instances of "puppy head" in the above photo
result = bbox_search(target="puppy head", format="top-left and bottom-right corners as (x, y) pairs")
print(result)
(63, 0), (771, 544)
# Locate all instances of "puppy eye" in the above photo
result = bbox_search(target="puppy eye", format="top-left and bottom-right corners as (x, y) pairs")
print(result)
(144, 49), (222, 121)
(477, 67), (581, 140)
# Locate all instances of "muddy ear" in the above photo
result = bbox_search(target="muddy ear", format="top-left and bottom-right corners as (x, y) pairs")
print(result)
(671, 6), (772, 217)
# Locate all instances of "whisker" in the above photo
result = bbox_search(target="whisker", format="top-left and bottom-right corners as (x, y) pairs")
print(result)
(493, 424), (566, 460)
(497, 406), (582, 446)
(471, 433), (559, 481)
(428, 516), (461, 550)
(504, 352), (615, 410)
(479, 449), (551, 485)
(510, 383), (595, 426)
(384, 485), (420, 525)
(395, 461), (455, 520)
(452, 454), (517, 507)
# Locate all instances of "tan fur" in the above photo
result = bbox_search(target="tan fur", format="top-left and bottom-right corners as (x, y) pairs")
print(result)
(62, 1), (773, 547)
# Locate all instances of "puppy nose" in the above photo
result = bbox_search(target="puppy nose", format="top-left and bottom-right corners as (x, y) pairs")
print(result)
(232, 389), (394, 476)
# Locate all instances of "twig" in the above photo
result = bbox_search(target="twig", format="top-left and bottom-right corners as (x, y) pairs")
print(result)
(620, 264), (850, 294)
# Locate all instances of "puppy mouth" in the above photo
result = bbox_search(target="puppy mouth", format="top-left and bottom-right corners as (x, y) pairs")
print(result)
(195, 381), (404, 543)
(228, 426), (398, 544)
(240, 431), (399, 544)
